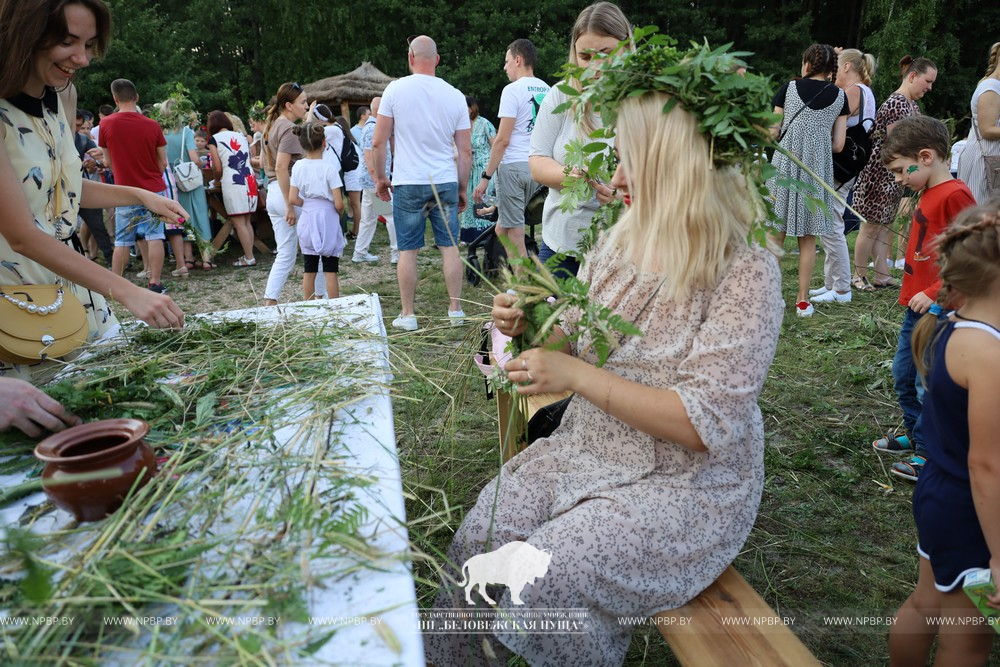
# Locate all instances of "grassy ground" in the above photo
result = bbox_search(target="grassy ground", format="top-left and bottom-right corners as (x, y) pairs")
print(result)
(162, 223), (998, 666)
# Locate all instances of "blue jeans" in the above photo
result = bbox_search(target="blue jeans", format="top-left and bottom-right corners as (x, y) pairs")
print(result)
(893, 307), (927, 455)
(537, 241), (580, 280)
(393, 183), (459, 251)
(114, 191), (168, 246)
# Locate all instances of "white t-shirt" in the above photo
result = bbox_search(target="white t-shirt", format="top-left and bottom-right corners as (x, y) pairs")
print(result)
(290, 158), (343, 201)
(322, 124), (346, 169)
(379, 73), (470, 186)
(529, 86), (607, 254)
(498, 76), (550, 164)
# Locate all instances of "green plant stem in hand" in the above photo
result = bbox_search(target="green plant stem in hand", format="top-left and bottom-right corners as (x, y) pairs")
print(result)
(497, 238), (641, 369)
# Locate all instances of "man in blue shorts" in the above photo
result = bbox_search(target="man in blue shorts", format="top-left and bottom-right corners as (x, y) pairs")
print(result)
(99, 79), (169, 293)
(373, 35), (472, 331)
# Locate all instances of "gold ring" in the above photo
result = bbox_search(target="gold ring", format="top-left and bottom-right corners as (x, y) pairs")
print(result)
(522, 359), (527, 370)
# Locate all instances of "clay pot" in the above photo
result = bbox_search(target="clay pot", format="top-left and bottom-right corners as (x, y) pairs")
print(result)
(34, 418), (157, 522)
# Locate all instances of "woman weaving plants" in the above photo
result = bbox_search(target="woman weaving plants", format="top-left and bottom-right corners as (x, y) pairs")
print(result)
(425, 32), (787, 667)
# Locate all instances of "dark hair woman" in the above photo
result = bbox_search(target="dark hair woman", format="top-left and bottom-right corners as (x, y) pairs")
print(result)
(461, 95), (496, 243)
(0, 0), (185, 422)
(767, 43), (849, 317)
(207, 109), (258, 267)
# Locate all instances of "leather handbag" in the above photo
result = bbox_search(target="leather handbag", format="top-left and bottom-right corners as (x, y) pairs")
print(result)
(984, 155), (1000, 194)
(172, 130), (202, 193)
(0, 284), (88, 364)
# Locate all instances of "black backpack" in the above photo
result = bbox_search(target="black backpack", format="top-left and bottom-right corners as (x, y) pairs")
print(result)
(833, 118), (874, 183)
(337, 134), (360, 173)
(327, 130), (360, 174)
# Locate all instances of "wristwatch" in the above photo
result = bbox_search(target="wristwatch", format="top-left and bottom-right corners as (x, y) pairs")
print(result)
(481, 171), (492, 181)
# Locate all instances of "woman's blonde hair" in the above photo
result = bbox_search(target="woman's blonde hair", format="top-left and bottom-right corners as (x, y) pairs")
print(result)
(567, 2), (632, 136)
(226, 112), (247, 135)
(912, 200), (1000, 377)
(838, 48), (877, 86)
(602, 91), (752, 300)
(982, 42), (1000, 80)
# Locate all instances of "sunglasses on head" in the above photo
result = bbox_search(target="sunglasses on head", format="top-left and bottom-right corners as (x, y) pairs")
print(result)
(290, 82), (302, 91)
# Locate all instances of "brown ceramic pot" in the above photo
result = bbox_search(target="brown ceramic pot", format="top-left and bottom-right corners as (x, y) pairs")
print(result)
(34, 418), (157, 522)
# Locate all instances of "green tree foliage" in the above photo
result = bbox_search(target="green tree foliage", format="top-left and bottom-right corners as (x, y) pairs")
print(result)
(73, 0), (995, 138)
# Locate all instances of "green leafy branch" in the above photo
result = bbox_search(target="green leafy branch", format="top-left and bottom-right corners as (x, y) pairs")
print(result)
(499, 240), (641, 368)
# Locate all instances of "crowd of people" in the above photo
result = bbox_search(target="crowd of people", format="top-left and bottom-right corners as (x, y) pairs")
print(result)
(1, 0), (999, 665)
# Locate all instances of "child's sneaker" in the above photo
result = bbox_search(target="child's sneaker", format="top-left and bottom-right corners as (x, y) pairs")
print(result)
(872, 432), (913, 454)
(796, 301), (814, 317)
(890, 455), (926, 482)
(447, 310), (466, 326)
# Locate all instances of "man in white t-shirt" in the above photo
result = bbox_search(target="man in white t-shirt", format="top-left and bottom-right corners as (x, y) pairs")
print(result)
(373, 35), (472, 332)
(473, 39), (550, 258)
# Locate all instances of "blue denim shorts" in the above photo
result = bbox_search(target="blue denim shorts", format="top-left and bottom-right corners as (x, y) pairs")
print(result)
(392, 183), (459, 251)
(114, 192), (167, 246)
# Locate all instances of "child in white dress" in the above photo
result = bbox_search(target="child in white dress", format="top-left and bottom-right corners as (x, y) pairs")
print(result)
(288, 122), (345, 300)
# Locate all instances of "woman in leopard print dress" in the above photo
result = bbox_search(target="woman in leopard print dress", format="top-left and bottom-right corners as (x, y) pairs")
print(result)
(852, 56), (938, 289)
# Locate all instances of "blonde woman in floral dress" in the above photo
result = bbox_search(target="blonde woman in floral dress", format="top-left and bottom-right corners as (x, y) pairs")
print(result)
(425, 37), (783, 667)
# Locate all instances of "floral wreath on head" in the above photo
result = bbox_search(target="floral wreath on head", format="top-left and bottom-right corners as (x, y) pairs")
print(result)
(248, 101), (267, 123)
(147, 83), (198, 132)
(561, 28), (777, 167)
(555, 27), (843, 250)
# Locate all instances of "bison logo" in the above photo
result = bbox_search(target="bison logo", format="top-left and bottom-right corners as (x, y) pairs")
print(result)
(457, 541), (552, 605)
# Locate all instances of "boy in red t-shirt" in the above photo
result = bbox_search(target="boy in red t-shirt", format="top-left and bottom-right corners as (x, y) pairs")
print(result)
(871, 116), (975, 481)
(99, 79), (169, 292)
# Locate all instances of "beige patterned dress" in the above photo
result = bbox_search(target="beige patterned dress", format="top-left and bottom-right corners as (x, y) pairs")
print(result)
(426, 239), (784, 666)
(0, 89), (116, 381)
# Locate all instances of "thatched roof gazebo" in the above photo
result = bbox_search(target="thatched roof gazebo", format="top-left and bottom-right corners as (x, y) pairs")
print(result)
(303, 62), (395, 122)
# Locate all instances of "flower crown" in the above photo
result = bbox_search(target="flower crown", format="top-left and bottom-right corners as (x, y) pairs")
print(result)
(558, 28), (778, 168)
(248, 101), (267, 123)
(147, 84), (198, 131)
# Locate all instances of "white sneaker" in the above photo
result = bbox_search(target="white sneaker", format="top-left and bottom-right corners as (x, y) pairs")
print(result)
(808, 286), (831, 297)
(391, 251), (399, 264)
(796, 301), (814, 318)
(448, 309), (466, 326)
(391, 315), (418, 331)
(810, 290), (852, 303)
(352, 252), (379, 263)
(894, 258), (906, 270)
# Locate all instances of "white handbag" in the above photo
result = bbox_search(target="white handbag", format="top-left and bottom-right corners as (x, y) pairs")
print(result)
(172, 130), (202, 193)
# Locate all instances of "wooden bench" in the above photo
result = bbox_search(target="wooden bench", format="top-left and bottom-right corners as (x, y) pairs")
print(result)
(653, 567), (819, 666)
(496, 386), (819, 666)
